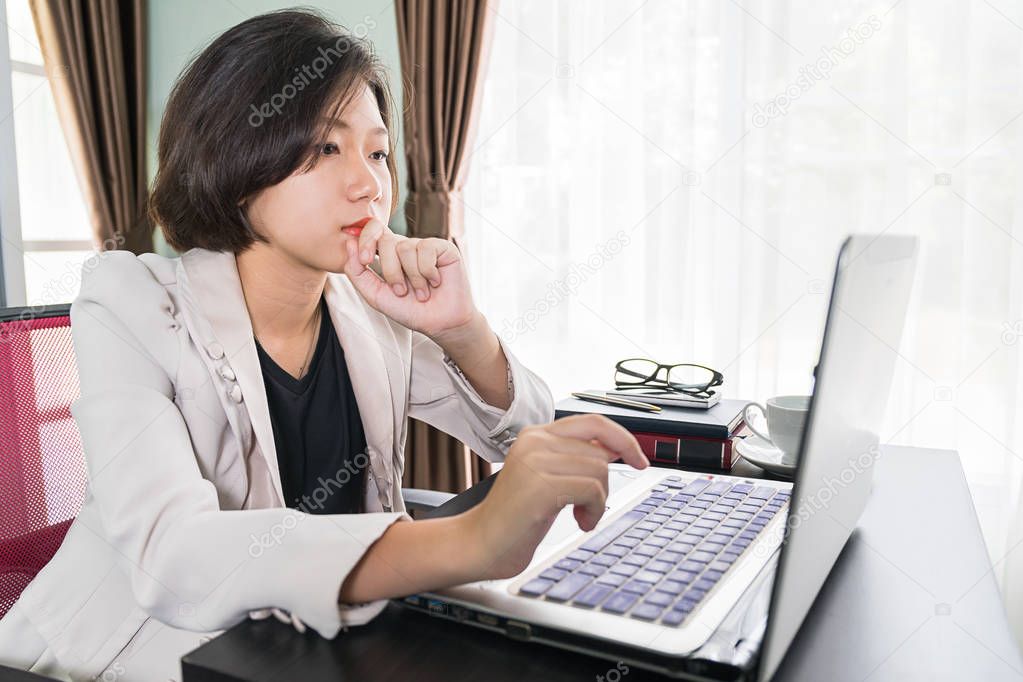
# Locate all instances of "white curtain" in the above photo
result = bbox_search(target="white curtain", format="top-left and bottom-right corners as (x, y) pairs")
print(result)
(462, 0), (1023, 643)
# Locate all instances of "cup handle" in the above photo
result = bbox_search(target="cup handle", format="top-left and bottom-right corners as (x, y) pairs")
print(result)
(742, 402), (773, 444)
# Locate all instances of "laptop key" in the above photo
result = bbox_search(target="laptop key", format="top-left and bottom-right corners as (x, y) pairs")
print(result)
(657, 579), (686, 595)
(706, 481), (732, 495)
(579, 510), (646, 553)
(568, 549), (595, 562)
(694, 578), (717, 592)
(647, 560), (674, 574)
(519, 578), (555, 597)
(662, 609), (688, 626)
(634, 570), (662, 584)
(750, 486), (775, 499)
(632, 603), (664, 621)
(609, 563), (640, 576)
(602, 590), (640, 614)
(596, 572), (627, 587)
(573, 583), (614, 608)
(621, 580), (652, 594)
(680, 560), (705, 573)
(681, 479), (711, 495)
(545, 573), (593, 601)
(645, 591), (674, 607)
(578, 563), (606, 577)
(555, 558), (582, 571)
(539, 568), (568, 581)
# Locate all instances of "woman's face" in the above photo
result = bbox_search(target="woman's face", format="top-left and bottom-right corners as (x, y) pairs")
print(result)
(244, 83), (393, 273)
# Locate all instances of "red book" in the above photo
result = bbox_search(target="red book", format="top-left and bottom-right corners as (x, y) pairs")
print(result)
(631, 422), (751, 471)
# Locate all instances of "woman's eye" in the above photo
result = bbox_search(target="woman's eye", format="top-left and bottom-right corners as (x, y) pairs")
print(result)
(319, 142), (339, 155)
(370, 150), (389, 161)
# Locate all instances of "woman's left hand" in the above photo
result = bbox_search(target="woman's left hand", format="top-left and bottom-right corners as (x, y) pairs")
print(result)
(342, 218), (477, 339)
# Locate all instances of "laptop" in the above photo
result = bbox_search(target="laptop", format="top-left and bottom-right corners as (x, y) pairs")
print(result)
(400, 235), (918, 681)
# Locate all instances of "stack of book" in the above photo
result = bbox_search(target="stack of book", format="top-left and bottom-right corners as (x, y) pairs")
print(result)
(554, 394), (750, 471)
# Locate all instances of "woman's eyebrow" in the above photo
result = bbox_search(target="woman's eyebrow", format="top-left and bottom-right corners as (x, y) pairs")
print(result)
(322, 118), (388, 137)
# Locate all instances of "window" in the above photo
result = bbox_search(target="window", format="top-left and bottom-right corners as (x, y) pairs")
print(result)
(464, 0), (1023, 583)
(0, 0), (95, 307)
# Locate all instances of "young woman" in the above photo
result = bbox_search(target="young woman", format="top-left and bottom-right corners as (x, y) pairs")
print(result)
(0, 9), (647, 681)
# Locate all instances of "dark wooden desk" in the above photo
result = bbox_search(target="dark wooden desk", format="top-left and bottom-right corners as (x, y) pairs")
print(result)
(181, 447), (1023, 681)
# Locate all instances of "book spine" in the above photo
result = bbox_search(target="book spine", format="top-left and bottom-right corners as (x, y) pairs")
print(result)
(630, 424), (749, 470)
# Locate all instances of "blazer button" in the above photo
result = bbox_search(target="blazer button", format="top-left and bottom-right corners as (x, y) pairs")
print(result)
(219, 365), (236, 381)
(229, 384), (243, 403)
(206, 342), (225, 360)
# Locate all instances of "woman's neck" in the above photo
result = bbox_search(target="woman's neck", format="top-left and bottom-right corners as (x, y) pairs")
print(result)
(236, 243), (327, 343)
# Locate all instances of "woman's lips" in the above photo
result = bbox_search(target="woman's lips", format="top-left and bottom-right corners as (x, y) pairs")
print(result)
(341, 216), (372, 237)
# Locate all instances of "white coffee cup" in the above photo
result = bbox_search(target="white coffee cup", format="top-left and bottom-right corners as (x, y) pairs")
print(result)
(742, 395), (811, 465)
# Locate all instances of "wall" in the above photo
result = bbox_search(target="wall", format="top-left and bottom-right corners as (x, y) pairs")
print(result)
(146, 0), (407, 255)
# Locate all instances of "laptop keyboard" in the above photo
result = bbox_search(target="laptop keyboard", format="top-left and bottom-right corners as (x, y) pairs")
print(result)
(517, 476), (789, 627)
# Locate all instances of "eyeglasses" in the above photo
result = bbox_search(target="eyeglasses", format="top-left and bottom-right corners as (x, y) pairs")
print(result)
(614, 358), (724, 398)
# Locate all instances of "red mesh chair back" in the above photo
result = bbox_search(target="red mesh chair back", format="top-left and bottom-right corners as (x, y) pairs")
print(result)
(0, 305), (87, 618)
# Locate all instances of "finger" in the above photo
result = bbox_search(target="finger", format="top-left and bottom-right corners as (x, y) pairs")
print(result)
(545, 414), (648, 469)
(417, 239), (443, 287)
(357, 218), (388, 265)
(377, 233), (408, 296)
(540, 433), (619, 468)
(550, 474), (609, 532)
(397, 239), (431, 301)
(527, 448), (609, 492)
(343, 239), (387, 302)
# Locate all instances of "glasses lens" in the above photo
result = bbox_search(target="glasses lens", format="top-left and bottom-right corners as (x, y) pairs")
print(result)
(616, 359), (660, 385)
(667, 364), (716, 390)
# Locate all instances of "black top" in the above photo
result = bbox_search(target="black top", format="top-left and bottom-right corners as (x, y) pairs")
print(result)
(255, 298), (367, 514)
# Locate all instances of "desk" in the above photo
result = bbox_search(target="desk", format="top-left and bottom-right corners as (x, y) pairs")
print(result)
(181, 446), (1023, 681)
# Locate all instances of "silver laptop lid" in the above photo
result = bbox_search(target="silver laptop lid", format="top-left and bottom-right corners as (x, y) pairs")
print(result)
(759, 235), (918, 680)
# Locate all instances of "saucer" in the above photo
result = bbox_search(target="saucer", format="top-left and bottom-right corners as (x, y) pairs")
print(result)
(736, 435), (798, 478)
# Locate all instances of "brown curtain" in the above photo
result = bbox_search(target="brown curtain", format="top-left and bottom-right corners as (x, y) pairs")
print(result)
(29, 0), (152, 254)
(396, 0), (496, 493)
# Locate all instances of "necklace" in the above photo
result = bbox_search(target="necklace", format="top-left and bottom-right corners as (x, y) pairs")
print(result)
(296, 304), (322, 380)
(256, 302), (321, 380)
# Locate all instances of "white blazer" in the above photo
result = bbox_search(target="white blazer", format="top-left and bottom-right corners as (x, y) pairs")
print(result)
(0, 248), (554, 681)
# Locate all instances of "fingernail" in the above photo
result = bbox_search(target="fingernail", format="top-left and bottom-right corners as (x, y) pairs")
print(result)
(392, 283), (407, 296)
(415, 288), (428, 301)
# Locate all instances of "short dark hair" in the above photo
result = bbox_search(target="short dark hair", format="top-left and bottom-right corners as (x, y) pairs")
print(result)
(150, 9), (399, 254)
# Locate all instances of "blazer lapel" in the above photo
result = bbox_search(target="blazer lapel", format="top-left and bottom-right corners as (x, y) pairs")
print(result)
(179, 248), (285, 506)
(323, 274), (398, 511)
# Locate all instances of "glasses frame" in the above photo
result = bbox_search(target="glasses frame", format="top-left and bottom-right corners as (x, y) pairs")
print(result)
(613, 358), (724, 398)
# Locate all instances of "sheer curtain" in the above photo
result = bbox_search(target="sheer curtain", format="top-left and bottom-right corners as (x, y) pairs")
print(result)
(463, 0), (1023, 641)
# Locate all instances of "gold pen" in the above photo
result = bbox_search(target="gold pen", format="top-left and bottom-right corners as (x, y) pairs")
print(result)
(571, 391), (662, 413)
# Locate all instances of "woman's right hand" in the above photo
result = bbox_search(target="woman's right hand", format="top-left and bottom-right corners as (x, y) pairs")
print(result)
(462, 414), (649, 581)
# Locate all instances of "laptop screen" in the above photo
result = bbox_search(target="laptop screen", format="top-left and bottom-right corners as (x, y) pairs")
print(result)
(758, 235), (918, 679)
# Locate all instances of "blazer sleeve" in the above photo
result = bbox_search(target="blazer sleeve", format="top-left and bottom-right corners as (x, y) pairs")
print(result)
(406, 330), (555, 461)
(69, 251), (409, 639)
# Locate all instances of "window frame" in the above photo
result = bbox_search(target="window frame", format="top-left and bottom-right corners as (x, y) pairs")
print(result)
(0, 0), (25, 307)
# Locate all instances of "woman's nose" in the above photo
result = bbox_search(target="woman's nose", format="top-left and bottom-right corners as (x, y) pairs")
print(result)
(346, 158), (382, 203)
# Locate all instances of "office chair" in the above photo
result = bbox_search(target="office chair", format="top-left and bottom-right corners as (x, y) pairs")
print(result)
(0, 303), (453, 681)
